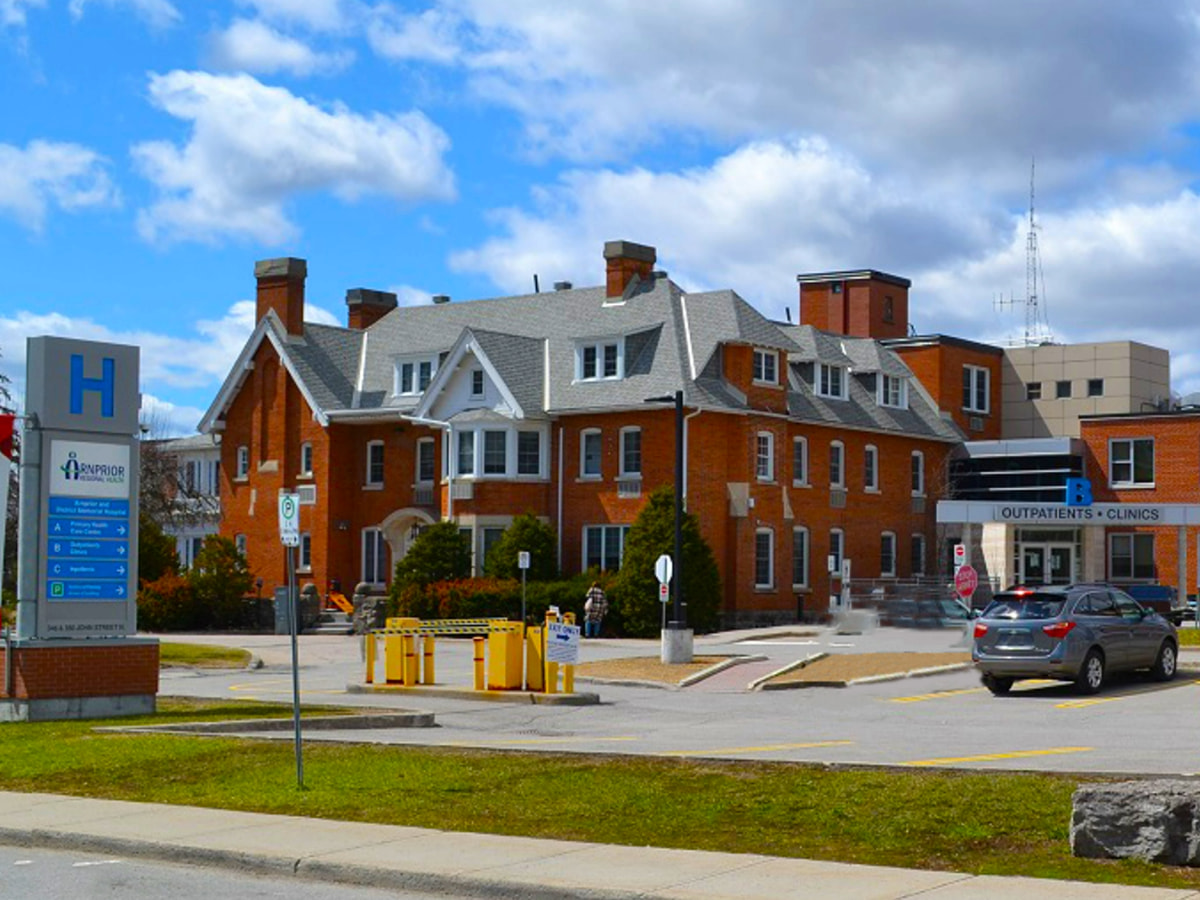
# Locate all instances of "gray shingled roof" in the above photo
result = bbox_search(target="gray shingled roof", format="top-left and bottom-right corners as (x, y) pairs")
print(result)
(468, 329), (546, 419)
(840, 336), (913, 377)
(285, 323), (362, 411)
(780, 325), (855, 366)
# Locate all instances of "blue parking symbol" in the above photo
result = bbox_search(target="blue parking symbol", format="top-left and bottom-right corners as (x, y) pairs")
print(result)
(1065, 477), (1093, 507)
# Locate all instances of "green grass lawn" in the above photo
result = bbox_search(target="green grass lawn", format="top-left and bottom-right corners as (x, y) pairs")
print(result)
(0, 698), (1193, 889)
(159, 643), (252, 668)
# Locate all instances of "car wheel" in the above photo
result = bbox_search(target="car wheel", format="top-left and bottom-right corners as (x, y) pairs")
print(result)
(1152, 641), (1177, 682)
(982, 674), (1013, 696)
(1075, 649), (1105, 695)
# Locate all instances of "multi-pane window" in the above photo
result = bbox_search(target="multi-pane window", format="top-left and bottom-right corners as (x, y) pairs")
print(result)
(517, 431), (541, 476)
(962, 365), (989, 413)
(620, 428), (642, 476)
(483, 430), (507, 475)
(880, 532), (896, 577)
(418, 360), (433, 391)
(416, 438), (435, 483)
(879, 375), (906, 408)
(299, 441), (313, 476)
(581, 430), (602, 477)
(911, 534), (926, 576)
(756, 431), (774, 481)
(817, 364), (846, 399)
(584, 525), (630, 571)
(236, 445), (249, 478)
(578, 341), (622, 380)
(752, 348), (778, 384)
(754, 528), (774, 589)
(362, 528), (387, 585)
(1110, 438), (1154, 487)
(457, 431), (475, 476)
(830, 441), (845, 488)
(396, 358), (437, 394)
(792, 527), (809, 588)
(1110, 533), (1155, 580)
(471, 369), (485, 398)
(300, 532), (312, 570)
(911, 451), (925, 496)
(1056, 380), (1071, 399)
(792, 437), (808, 485)
(366, 441), (384, 486)
(1027, 382), (1042, 401)
(863, 445), (878, 491)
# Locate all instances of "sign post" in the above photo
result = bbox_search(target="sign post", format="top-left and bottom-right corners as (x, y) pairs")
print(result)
(517, 550), (530, 689)
(278, 492), (303, 789)
(655, 553), (673, 630)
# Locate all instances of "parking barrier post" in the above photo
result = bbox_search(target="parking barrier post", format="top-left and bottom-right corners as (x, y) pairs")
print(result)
(543, 610), (558, 694)
(472, 637), (486, 690)
(401, 635), (418, 686)
(422, 635), (435, 684)
(365, 632), (375, 685)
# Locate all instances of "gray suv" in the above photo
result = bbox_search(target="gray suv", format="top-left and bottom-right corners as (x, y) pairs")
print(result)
(972, 584), (1177, 695)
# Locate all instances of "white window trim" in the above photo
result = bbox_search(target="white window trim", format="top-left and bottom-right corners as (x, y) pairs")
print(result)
(1108, 532), (1155, 581)
(911, 450), (925, 497)
(481, 429), (508, 476)
(1109, 437), (1155, 488)
(365, 440), (385, 488)
(754, 526), (775, 590)
(470, 367), (485, 398)
(817, 363), (847, 400)
(575, 339), (625, 382)
(361, 527), (387, 587)
(392, 356), (439, 396)
(752, 348), (779, 386)
(235, 534), (247, 557)
(299, 441), (313, 477)
(416, 437), (435, 484)
(878, 374), (908, 409)
(236, 445), (249, 480)
(829, 528), (845, 572)
(880, 531), (897, 577)
(580, 428), (602, 480)
(516, 430), (544, 478)
(830, 440), (845, 489)
(619, 426), (642, 478)
(963, 364), (990, 414)
(864, 444), (879, 493)
(582, 524), (630, 572)
(755, 431), (775, 482)
(791, 526), (809, 589)
(792, 436), (809, 487)
(298, 532), (312, 572)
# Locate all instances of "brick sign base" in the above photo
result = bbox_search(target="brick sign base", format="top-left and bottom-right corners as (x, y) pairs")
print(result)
(0, 638), (159, 722)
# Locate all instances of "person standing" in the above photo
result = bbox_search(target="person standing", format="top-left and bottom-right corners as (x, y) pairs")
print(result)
(583, 582), (607, 638)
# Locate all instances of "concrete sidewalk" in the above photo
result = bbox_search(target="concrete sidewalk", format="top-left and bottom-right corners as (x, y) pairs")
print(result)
(0, 791), (1194, 899)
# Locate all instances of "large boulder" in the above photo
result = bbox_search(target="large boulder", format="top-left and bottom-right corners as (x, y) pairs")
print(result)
(1072, 780), (1200, 864)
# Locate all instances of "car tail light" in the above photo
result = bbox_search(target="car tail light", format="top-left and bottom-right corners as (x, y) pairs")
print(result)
(973, 622), (988, 638)
(1042, 621), (1076, 640)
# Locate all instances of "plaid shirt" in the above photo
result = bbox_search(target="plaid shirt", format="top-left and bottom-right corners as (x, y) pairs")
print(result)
(584, 586), (608, 621)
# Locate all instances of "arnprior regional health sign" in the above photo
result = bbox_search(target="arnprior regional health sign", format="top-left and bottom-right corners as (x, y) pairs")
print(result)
(937, 500), (1200, 527)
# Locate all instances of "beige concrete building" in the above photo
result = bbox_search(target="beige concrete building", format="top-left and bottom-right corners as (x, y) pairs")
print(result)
(1001, 341), (1170, 438)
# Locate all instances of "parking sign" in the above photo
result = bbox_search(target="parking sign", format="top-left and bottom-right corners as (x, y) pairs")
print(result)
(278, 493), (300, 547)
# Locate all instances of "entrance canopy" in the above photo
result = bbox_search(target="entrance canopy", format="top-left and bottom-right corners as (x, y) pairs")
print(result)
(938, 501), (1200, 526)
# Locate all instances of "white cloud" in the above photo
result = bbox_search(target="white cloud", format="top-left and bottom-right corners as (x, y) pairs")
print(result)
(0, 140), (118, 231)
(366, 4), (461, 64)
(139, 393), (207, 437)
(0, 0), (44, 27)
(208, 18), (353, 76)
(388, 284), (433, 307)
(68, 0), (180, 29)
(131, 70), (456, 245)
(239, 0), (355, 31)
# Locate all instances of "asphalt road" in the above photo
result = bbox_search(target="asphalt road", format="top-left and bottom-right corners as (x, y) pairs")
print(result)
(157, 625), (1200, 775)
(0, 844), (477, 899)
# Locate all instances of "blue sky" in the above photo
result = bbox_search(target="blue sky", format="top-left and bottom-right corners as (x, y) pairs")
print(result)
(5, 0), (1200, 434)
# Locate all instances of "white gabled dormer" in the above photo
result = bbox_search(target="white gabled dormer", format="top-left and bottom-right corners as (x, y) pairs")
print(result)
(574, 336), (625, 382)
(392, 355), (439, 397)
(816, 362), (847, 400)
(877, 373), (909, 409)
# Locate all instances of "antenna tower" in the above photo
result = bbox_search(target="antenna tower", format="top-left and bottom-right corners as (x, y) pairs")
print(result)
(1022, 159), (1051, 345)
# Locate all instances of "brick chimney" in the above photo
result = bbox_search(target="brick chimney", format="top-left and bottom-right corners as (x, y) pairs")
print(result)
(346, 288), (398, 330)
(796, 269), (911, 340)
(255, 257), (307, 336)
(604, 240), (656, 298)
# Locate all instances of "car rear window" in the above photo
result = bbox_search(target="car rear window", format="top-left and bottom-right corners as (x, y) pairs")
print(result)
(983, 593), (1067, 620)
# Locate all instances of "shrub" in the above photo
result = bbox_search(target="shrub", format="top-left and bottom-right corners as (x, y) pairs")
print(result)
(137, 572), (198, 632)
(187, 535), (254, 629)
(484, 513), (558, 581)
(612, 485), (721, 637)
(392, 521), (471, 589)
(137, 513), (178, 585)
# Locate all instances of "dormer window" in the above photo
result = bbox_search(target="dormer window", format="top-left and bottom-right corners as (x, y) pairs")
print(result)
(470, 368), (485, 398)
(577, 339), (623, 381)
(878, 374), (907, 409)
(394, 357), (438, 396)
(817, 363), (847, 400)
(752, 348), (778, 385)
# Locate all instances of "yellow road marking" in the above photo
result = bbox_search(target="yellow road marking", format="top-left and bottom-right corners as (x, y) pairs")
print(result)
(665, 740), (853, 757)
(904, 746), (1092, 766)
(890, 688), (984, 703)
(1056, 697), (1118, 709)
(445, 737), (638, 747)
(227, 682), (346, 697)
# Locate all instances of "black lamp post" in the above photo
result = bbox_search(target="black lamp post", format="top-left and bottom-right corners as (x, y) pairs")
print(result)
(644, 390), (685, 629)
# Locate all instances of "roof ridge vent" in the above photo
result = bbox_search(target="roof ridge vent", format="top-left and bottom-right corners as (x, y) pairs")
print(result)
(553, 281), (572, 291)
(432, 294), (451, 304)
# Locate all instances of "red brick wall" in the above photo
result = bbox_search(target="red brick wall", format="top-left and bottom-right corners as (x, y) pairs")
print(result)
(800, 279), (909, 341)
(892, 342), (1002, 441)
(0, 643), (159, 699)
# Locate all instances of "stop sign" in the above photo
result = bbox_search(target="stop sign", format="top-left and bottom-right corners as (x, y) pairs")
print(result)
(954, 564), (979, 600)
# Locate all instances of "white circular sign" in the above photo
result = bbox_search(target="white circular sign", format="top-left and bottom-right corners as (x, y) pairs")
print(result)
(654, 554), (673, 585)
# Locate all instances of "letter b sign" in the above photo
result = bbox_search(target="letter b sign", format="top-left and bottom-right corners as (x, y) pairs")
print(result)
(1065, 477), (1093, 508)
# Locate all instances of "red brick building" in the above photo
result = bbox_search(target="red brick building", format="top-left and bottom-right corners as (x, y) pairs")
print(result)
(201, 242), (964, 627)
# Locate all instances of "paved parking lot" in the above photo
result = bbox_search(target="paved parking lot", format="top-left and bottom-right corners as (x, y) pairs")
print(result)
(159, 625), (1200, 775)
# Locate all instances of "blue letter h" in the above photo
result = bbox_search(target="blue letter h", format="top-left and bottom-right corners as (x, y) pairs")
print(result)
(69, 354), (115, 418)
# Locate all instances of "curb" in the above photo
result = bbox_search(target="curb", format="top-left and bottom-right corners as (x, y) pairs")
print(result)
(346, 683), (600, 706)
(757, 659), (971, 691)
(96, 711), (436, 734)
(678, 654), (769, 688)
(750, 652), (829, 691)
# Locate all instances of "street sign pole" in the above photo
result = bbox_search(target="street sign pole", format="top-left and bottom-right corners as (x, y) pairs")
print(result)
(518, 550), (530, 691)
(278, 492), (303, 789)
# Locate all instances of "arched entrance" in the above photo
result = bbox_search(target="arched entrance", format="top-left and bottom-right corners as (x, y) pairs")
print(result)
(379, 508), (437, 566)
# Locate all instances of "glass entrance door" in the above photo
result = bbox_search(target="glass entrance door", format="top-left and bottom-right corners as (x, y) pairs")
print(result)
(1047, 545), (1073, 585)
(1021, 546), (1046, 585)
(1019, 544), (1074, 585)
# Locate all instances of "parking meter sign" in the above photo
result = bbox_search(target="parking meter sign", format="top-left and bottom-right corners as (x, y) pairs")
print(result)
(278, 493), (300, 547)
